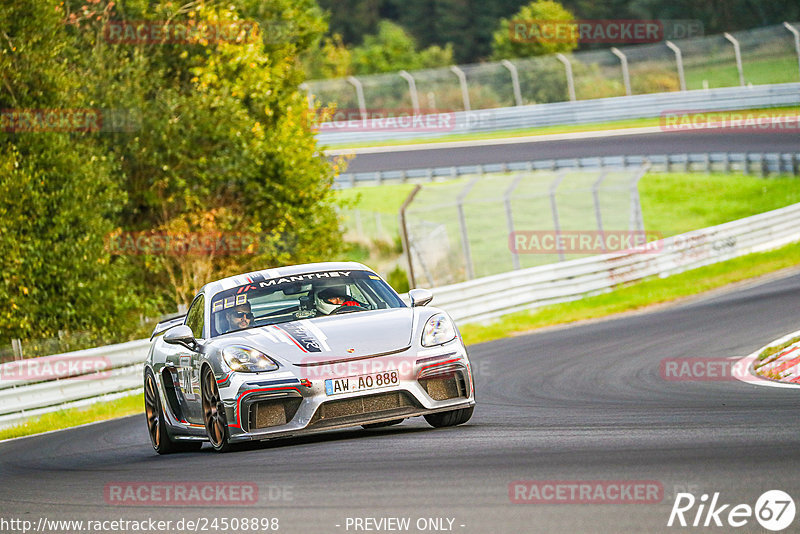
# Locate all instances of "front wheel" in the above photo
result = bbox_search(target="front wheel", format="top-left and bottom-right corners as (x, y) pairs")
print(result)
(201, 366), (231, 452)
(424, 406), (474, 428)
(144, 368), (201, 454)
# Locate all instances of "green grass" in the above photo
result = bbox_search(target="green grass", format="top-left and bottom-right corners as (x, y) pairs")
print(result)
(459, 241), (800, 346)
(338, 172), (800, 271)
(640, 173), (800, 237)
(323, 105), (800, 149)
(685, 57), (799, 90)
(0, 392), (143, 441)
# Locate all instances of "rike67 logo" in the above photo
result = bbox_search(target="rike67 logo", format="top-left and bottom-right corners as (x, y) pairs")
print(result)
(668, 490), (796, 531)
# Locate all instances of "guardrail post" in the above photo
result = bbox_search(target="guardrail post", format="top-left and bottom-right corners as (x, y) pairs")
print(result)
(743, 153), (750, 175)
(610, 47), (632, 96)
(704, 153), (711, 173)
(724, 153), (731, 174)
(501, 60), (523, 106)
(592, 170), (609, 252)
(665, 41), (687, 91)
(11, 338), (23, 361)
(549, 171), (567, 261)
(761, 153), (768, 177)
(504, 173), (525, 269)
(783, 23), (800, 80)
(555, 53), (576, 102)
(723, 33), (745, 87)
(398, 185), (422, 289)
(450, 66), (471, 112)
(792, 153), (799, 176)
(457, 177), (480, 279)
(347, 76), (368, 118)
(399, 70), (420, 114)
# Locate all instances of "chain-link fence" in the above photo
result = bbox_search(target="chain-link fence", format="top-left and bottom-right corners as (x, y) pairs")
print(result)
(400, 166), (648, 287)
(307, 23), (800, 113)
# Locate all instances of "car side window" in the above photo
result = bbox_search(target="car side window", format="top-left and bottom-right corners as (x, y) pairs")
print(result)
(185, 294), (205, 340)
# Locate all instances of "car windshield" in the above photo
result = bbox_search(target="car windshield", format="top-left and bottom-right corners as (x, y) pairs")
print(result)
(209, 269), (406, 337)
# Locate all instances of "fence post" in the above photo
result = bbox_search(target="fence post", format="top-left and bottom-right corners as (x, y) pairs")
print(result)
(504, 174), (525, 270)
(555, 53), (576, 102)
(501, 60), (523, 106)
(783, 23), (800, 81)
(11, 338), (23, 361)
(398, 185), (422, 289)
(298, 83), (314, 109)
(450, 65), (471, 112)
(549, 171), (567, 261)
(347, 76), (368, 118)
(629, 164), (649, 233)
(723, 33), (745, 87)
(610, 47), (632, 96)
(399, 70), (420, 114)
(665, 41), (687, 91)
(592, 170), (609, 252)
(457, 177), (480, 279)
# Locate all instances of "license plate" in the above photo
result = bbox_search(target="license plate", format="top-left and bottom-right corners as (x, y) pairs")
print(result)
(325, 370), (399, 396)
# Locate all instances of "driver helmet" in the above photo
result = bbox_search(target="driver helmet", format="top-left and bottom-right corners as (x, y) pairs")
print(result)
(315, 287), (356, 315)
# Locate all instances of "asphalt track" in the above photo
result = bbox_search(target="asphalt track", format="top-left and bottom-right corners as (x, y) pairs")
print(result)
(344, 130), (800, 173)
(2, 271), (800, 533)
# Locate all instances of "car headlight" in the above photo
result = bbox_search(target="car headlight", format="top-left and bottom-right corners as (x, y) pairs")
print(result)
(222, 346), (279, 373)
(421, 313), (457, 347)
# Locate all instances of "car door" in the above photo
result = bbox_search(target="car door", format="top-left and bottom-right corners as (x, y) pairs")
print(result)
(180, 293), (206, 423)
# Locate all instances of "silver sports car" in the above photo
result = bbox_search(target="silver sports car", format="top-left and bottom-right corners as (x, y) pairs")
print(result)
(144, 262), (475, 453)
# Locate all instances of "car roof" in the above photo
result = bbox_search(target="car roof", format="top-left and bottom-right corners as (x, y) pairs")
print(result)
(199, 261), (373, 299)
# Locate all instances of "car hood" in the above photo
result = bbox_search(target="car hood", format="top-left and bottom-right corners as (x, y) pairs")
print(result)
(225, 308), (415, 365)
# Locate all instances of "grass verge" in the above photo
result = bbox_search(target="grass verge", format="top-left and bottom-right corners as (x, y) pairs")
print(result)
(0, 392), (143, 441)
(458, 241), (800, 346)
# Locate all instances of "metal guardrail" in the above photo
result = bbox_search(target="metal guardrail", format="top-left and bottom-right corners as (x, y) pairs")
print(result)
(317, 83), (800, 145)
(0, 340), (149, 427)
(2, 200), (800, 427)
(335, 151), (800, 188)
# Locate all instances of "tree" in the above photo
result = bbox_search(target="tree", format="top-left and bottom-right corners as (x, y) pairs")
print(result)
(0, 1), (146, 344)
(350, 20), (453, 75)
(491, 1), (577, 60)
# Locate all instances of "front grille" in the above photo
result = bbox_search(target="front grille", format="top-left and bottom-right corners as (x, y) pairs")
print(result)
(248, 398), (302, 430)
(309, 391), (418, 426)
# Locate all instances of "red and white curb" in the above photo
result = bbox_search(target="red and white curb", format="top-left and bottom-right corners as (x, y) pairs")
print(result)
(735, 329), (800, 389)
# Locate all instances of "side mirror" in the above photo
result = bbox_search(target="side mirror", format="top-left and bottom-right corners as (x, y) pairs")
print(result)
(163, 325), (198, 350)
(409, 288), (433, 307)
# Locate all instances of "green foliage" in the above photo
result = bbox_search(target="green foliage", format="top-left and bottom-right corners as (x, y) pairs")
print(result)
(387, 265), (410, 294)
(350, 21), (453, 75)
(491, 1), (577, 60)
(0, 0), (346, 346)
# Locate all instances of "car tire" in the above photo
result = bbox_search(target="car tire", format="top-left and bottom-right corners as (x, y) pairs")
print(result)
(424, 406), (474, 428)
(144, 368), (202, 454)
(201, 365), (232, 452)
(362, 419), (404, 429)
